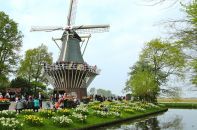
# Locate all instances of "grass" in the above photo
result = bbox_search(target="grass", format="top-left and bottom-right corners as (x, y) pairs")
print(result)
(157, 98), (197, 103)
(158, 98), (197, 109)
(13, 102), (167, 130)
(159, 102), (197, 109)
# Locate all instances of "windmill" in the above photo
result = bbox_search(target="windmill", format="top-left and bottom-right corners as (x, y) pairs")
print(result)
(31, 0), (110, 99)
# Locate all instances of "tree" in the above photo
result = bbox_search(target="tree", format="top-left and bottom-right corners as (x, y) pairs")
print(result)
(181, 1), (197, 86)
(126, 39), (185, 102)
(17, 44), (53, 94)
(140, 39), (185, 82)
(151, 1), (197, 86)
(126, 61), (160, 102)
(0, 11), (23, 88)
(191, 59), (197, 85)
(10, 77), (32, 95)
(96, 88), (115, 97)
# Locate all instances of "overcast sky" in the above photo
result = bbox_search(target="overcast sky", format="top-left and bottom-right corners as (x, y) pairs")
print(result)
(1, 0), (196, 97)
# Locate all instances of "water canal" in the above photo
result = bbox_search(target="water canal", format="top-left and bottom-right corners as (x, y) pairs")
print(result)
(98, 109), (197, 130)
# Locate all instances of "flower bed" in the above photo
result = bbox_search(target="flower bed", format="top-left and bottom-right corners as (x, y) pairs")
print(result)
(0, 100), (165, 130)
(0, 99), (10, 111)
(75, 104), (89, 115)
(72, 112), (87, 123)
(57, 109), (70, 116)
(0, 117), (23, 130)
(24, 115), (44, 126)
(52, 115), (73, 127)
(39, 109), (55, 118)
(0, 110), (16, 118)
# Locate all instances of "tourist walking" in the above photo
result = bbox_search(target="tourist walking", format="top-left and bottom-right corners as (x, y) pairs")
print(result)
(15, 98), (24, 113)
(33, 97), (40, 112)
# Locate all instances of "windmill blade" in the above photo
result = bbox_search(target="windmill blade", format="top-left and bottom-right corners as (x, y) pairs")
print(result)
(30, 26), (64, 32)
(67, 0), (78, 26)
(74, 24), (110, 34)
(80, 34), (91, 39)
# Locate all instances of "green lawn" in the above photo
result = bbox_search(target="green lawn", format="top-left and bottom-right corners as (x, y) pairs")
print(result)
(160, 102), (197, 109)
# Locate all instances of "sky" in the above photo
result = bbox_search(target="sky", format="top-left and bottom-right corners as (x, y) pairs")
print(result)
(0, 0), (196, 97)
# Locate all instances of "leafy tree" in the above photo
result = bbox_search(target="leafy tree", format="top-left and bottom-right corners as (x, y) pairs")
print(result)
(140, 39), (185, 81)
(0, 76), (9, 89)
(191, 59), (197, 85)
(10, 77), (32, 95)
(96, 88), (115, 97)
(126, 39), (185, 102)
(151, 1), (197, 86)
(17, 44), (52, 94)
(182, 1), (197, 86)
(126, 61), (160, 102)
(0, 11), (23, 88)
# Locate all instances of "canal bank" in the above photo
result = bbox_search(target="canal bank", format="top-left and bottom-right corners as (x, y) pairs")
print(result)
(160, 102), (197, 109)
(72, 108), (168, 130)
(98, 109), (197, 130)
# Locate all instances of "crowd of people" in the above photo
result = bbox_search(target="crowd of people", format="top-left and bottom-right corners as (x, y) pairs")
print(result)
(94, 94), (125, 102)
(15, 93), (43, 113)
(50, 93), (80, 109)
(1, 91), (127, 113)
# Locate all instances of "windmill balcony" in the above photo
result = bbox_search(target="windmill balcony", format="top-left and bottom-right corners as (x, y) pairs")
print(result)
(44, 62), (100, 74)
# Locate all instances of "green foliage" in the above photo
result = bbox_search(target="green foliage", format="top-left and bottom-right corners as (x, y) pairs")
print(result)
(0, 75), (9, 89)
(10, 77), (30, 88)
(17, 44), (52, 93)
(126, 39), (185, 102)
(96, 88), (115, 97)
(160, 102), (197, 109)
(127, 61), (160, 102)
(191, 59), (197, 85)
(140, 39), (185, 77)
(181, 1), (197, 86)
(0, 11), (23, 88)
(10, 77), (32, 95)
(185, 0), (197, 27)
(18, 44), (52, 82)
